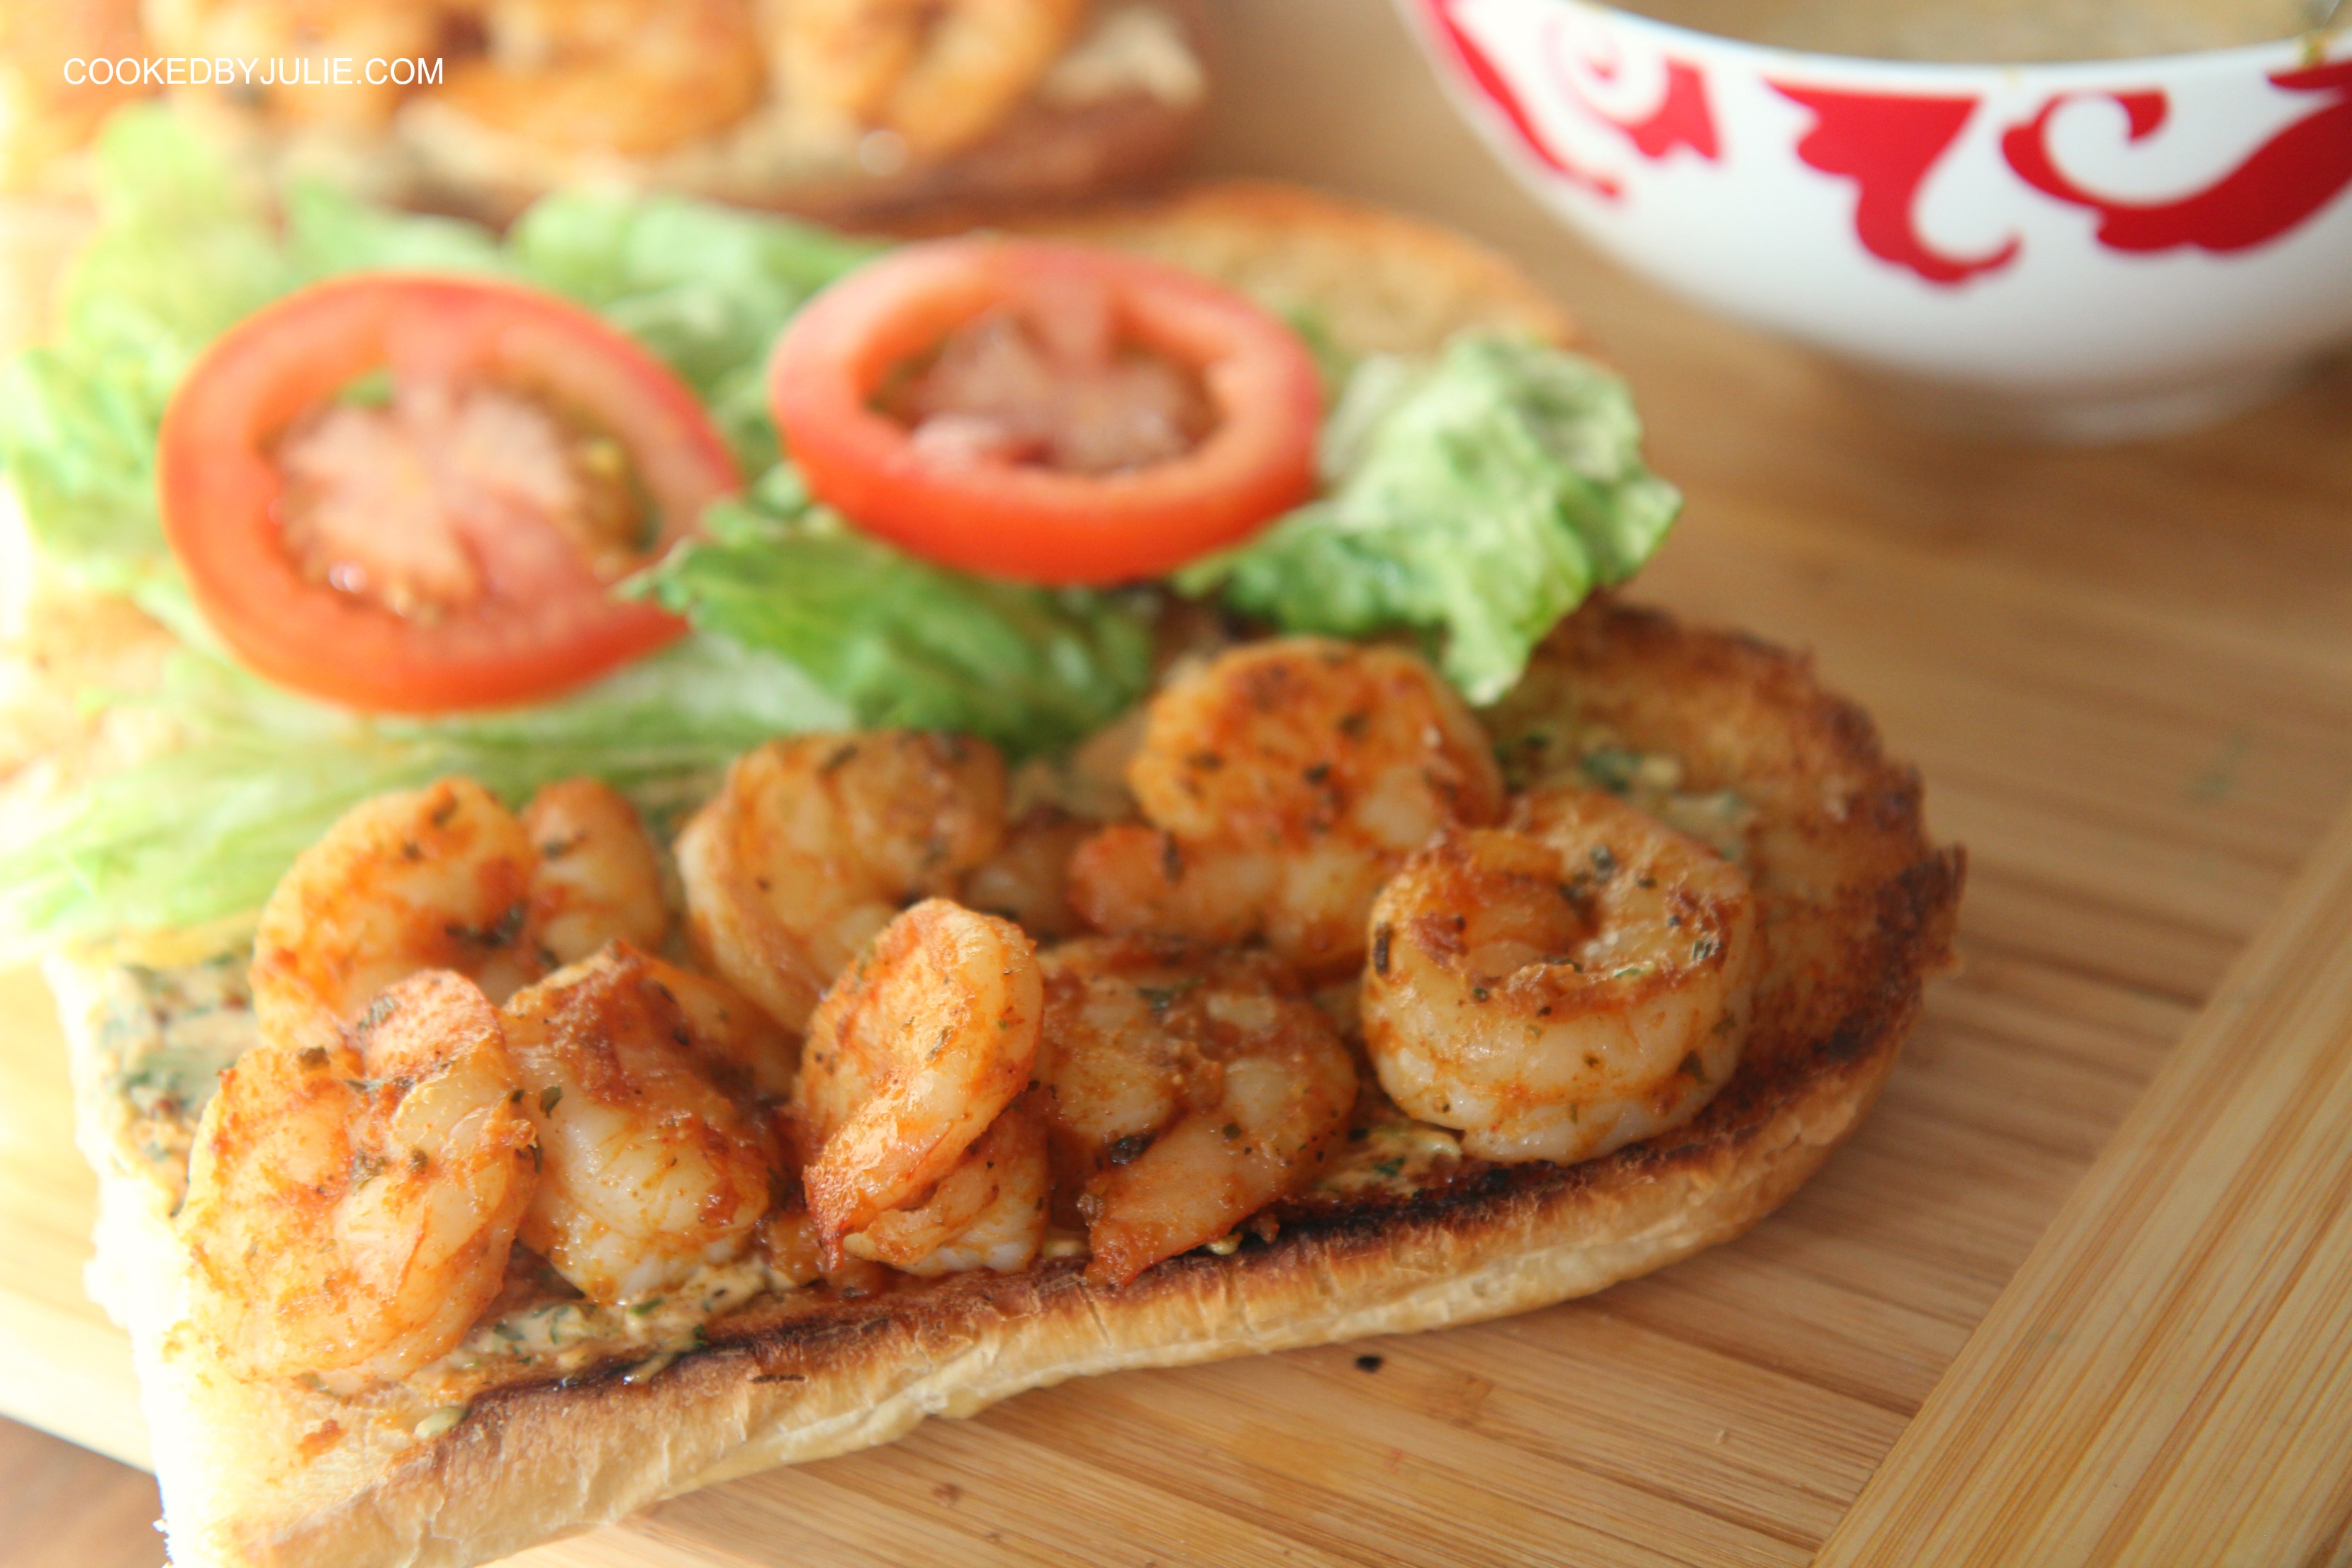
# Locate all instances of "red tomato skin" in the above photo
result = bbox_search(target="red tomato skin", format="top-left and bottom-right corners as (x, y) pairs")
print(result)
(768, 240), (1323, 586)
(159, 274), (741, 714)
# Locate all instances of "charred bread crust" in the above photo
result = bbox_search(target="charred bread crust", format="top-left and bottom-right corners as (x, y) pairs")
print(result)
(121, 598), (1961, 1568)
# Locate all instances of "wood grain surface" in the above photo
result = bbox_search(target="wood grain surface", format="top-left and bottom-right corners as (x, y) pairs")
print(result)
(1815, 802), (2352, 1565)
(6, 3), (2352, 1564)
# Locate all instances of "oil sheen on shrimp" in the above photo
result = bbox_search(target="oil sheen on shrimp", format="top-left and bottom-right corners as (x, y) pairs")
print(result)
(1035, 936), (1358, 1287)
(502, 943), (788, 1304)
(250, 775), (667, 1031)
(178, 970), (538, 1388)
(678, 732), (1007, 1033)
(1068, 638), (1506, 975)
(794, 899), (1042, 1257)
(1362, 785), (1759, 1165)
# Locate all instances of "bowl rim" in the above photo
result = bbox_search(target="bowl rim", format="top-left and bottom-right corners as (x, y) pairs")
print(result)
(1412, 0), (2351, 88)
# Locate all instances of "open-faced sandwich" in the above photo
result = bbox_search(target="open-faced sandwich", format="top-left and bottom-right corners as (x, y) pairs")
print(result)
(0, 108), (1962, 1568)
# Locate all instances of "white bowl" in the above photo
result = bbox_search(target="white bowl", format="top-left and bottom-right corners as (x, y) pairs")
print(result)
(1399, 0), (2352, 438)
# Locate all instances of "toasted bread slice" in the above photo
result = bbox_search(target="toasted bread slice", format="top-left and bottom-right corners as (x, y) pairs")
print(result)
(45, 184), (1963, 1568)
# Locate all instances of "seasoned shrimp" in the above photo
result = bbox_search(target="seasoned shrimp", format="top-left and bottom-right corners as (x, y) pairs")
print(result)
(1362, 785), (1759, 1164)
(502, 944), (788, 1304)
(678, 732), (1007, 1033)
(794, 900), (1041, 1252)
(435, 0), (768, 155)
(179, 970), (538, 1387)
(251, 776), (667, 1031)
(769, 0), (1089, 159)
(252, 778), (538, 1030)
(1034, 936), (1357, 1287)
(520, 778), (668, 969)
(842, 1090), (1051, 1275)
(1068, 639), (1506, 975)
(961, 803), (1097, 940)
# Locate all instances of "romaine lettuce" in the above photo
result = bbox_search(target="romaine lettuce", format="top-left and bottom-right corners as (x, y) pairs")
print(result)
(627, 466), (1155, 756)
(0, 112), (1684, 961)
(0, 636), (847, 961)
(508, 191), (881, 473)
(1179, 335), (1681, 703)
(0, 105), (876, 604)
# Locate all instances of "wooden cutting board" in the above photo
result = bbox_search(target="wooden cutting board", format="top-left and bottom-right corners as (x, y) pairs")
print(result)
(7, 4), (2352, 1562)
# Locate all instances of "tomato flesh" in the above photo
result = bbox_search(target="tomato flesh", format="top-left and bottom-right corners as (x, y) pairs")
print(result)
(159, 275), (741, 714)
(770, 240), (1322, 586)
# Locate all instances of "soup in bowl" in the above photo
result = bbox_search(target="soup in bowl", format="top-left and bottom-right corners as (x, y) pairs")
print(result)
(1399, 0), (2352, 437)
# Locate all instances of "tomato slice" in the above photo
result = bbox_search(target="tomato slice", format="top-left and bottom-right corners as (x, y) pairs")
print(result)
(158, 274), (741, 714)
(768, 240), (1322, 586)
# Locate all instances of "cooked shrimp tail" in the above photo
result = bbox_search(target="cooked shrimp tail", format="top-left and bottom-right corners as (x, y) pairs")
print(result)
(793, 899), (1042, 1255)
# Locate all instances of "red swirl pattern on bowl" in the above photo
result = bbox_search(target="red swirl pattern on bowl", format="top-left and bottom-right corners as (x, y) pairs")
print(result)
(1409, 0), (2352, 432)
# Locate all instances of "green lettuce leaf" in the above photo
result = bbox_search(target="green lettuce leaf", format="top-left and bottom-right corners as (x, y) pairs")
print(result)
(0, 637), (847, 962)
(0, 109), (286, 603)
(1179, 334), (1681, 704)
(628, 466), (1156, 756)
(506, 191), (882, 472)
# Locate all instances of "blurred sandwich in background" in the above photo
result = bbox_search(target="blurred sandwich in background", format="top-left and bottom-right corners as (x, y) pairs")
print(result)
(0, 1), (1208, 284)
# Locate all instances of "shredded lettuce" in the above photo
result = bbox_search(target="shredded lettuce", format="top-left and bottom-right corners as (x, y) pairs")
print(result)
(0, 637), (847, 961)
(1179, 335), (1682, 703)
(628, 466), (1156, 756)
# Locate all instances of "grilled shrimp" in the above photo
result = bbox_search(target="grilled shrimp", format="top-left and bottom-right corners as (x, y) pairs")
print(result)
(1034, 936), (1357, 1287)
(501, 944), (788, 1303)
(520, 778), (668, 969)
(769, 0), (1089, 158)
(1068, 639), (1506, 975)
(179, 970), (538, 1387)
(677, 732), (1007, 1033)
(1362, 786), (1759, 1164)
(794, 900), (1042, 1256)
(251, 777), (666, 1031)
(841, 1090), (1051, 1276)
(436, 0), (768, 155)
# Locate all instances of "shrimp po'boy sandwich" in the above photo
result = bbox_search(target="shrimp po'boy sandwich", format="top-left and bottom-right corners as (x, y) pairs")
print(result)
(0, 107), (1961, 1568)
